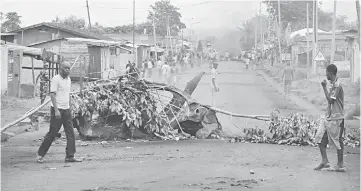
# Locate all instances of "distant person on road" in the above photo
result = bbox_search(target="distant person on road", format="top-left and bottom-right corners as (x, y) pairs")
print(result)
(147, 59), (153, 78)
(162, 62), (171, 84)
(126, 61), (132, 72)
(211, 63), (220, 93)
(245, 56), (250, 69)
(210, 62), (220, 106)
(282, 62), (294, 95)
(36, 62), (82, 164)
(107, 65), (116, 79)
(314, 64), (345, 172)
(156, 58), (163, 79)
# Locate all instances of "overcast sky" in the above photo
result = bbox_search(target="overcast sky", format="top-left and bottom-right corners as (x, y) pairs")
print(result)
(1, 0), (358, 36)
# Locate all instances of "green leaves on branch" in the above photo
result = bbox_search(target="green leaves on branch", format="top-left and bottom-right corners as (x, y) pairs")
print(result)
(70, 80), (167, 133)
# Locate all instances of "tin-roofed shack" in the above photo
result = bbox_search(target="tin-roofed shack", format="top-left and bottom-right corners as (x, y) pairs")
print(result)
(1, 40), (61, 97)
(29, 38), (135, 80)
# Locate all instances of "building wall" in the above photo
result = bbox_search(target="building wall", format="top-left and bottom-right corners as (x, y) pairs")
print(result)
(1, 46), (9, 94)
(30, 39), (90, 80)
(88, 46), (102, 79)
(30, 39), (62, 53)
(105, 33), (155, 44)
(1, 35), (15, 43)
(14, 26), (85, 46)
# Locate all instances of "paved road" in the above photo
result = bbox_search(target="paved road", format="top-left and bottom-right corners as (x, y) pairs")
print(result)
(176, 60), (306, 136)
(1, 60), (359, 191)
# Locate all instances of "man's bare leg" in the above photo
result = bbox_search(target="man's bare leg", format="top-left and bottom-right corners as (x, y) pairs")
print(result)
(314, 143), (330, 170)
(335, 132), (346, 171)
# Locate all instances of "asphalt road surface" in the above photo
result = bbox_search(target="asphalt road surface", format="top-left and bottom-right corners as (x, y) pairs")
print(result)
(1, 60), (359, 191)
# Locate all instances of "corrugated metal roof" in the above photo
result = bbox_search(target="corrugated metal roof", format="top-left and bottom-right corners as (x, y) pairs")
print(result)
(8, 22), (114, 41)
(66, 37), (123, 46)
(150, 46), (164, 52)
(28, 37), (124, 47)
(0, 33), (17, 36)
(1, 40), (42, 56)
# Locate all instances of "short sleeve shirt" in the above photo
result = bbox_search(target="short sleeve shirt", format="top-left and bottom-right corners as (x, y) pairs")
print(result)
(283, 66), (294, 81)
(211, 68), (217, 79)
(327, 78), (344, 118)
(50, 74), (71, 110)
(157, 60), (163, 68)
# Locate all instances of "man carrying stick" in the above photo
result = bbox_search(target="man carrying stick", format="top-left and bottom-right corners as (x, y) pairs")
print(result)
(314, 64), (345, 172)
(36, 62), (82, 163)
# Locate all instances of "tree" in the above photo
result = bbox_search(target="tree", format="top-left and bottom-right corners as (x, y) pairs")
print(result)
(263, 1), (313, 30)
(147, 0), (186, 37)
(103, 22), (153, 34)
(238, 15), (270, 50)
(263, 1), (355, 32)
(53, 15), (86, 29)
(1, 12), (22, 32)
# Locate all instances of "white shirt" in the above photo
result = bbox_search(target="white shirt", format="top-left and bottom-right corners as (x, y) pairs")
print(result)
(245, 59), (250, 65)
(162, 64), (171, 75)
(148, 61), (153, 68)
(50, 74), (71, 110)
(108, 68), (116, 79)
(211, 68), (217, 79)
(157, 60), (163, 68)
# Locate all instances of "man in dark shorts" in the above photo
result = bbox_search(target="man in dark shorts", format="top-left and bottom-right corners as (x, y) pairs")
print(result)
(314, 64), (345, 172)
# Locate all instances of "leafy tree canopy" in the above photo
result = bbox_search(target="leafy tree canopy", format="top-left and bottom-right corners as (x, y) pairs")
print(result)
(147, 0), (186, 37)
(1, 12), (22, 32)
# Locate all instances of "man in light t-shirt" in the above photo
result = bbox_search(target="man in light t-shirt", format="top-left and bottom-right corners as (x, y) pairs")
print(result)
(156, 58), (163, 79)
(36, 62), (82, 163)
(211, 63), (220, 92)
(162, 62), (171, 84)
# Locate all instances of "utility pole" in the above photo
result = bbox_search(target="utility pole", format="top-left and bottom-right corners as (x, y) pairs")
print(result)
(86, 0), (92, 30)
(277, 0), (282, 64)
(356, 0), (360, 48)
(312, 0), (319, 75)
(152, 12), (157, 61)
(260, 2), (264, 55)
(255, 10), (258, 50)
(306, 3), (310, 78)
(132, 0), (136, 62)
(268, 0), (271, 42)
(330, 0), (337, 65)
(312, 0), (316, 76)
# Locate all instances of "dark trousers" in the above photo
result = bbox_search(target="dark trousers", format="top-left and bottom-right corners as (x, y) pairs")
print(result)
(38, 107), (76, 158)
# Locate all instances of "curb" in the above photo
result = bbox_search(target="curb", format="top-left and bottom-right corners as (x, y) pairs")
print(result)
(257, 70), (324, 116)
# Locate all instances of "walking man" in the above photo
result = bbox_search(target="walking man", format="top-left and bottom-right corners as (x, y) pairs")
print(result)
(36, 62), (82, 163)
(314, 64), (345, 172)
(282, 62), (294, 95)
(210, 62), (220, 106)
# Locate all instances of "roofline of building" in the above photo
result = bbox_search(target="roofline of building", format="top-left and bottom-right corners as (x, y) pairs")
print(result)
(28, 38), (65, 47)
(28, 37), (125, 47)
(8, 22), (111, 40)
(0, 33), (17, 36)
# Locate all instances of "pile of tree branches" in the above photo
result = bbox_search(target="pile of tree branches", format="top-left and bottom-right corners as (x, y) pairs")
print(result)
(229, 110), (360, 148)
(70, 78), (171, 137)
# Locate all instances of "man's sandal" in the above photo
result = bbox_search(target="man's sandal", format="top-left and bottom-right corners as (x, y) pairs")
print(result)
(36, 157), (44, 163)
(327, 166), (346, 172)
(314, 163), (330, 170)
